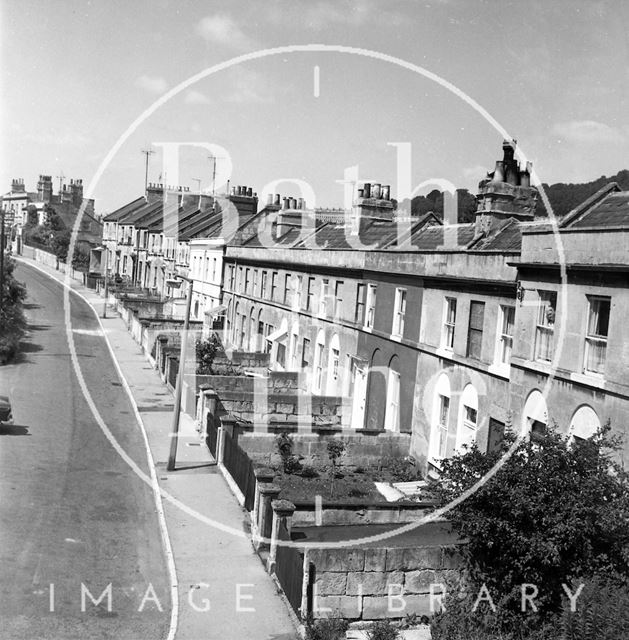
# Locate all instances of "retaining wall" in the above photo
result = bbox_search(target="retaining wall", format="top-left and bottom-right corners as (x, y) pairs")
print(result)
(305, 544), (465, 621)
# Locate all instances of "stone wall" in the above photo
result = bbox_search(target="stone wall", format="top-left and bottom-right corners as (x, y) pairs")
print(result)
(239, 431), (411, 469)
(190, 373), (347, 427)
(290, 501), (434, 527)
(306, 544), (465, 621)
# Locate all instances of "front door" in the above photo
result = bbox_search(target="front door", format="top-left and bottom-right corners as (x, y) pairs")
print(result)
(350, 362), (367, 429)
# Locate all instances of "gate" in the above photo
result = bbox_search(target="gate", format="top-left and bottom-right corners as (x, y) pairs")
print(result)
(274, 520), (304, 616)
(206, 412), (219, 457)
(222, 429), (257, 510)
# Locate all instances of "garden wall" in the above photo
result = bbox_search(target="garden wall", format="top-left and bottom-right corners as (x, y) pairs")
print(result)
(290, 501), (434, 527)
(238, 431), (411, 469)
(191, 373), (348, 427)
(304, 544), (465, 621)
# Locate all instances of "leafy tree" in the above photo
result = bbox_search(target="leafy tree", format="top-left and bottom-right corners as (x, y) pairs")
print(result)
(0, 256), (26, 363)
(430, 422), (629, 621)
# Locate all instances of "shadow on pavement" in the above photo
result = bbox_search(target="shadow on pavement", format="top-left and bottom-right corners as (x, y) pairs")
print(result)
(0, 424), (30, 436)
(26, 323), (50, 332)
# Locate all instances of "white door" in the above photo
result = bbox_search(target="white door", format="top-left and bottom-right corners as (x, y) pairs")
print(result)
(384, 369), (401, 432)
(350, 363), (368, 429)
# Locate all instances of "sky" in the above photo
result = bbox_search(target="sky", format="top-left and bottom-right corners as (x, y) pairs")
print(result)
(2, 0), (629, 215)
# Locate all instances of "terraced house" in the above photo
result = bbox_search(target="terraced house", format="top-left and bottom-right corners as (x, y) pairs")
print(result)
(219, 142), (629, 471)
(100, 141), (629, 473)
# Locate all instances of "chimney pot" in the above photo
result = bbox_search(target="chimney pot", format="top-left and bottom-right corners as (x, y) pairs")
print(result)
(274, 194), (281, 206)
(247, 187), (253, 197)
(492, 161), (505, 183)
(382, 185), (391, 200)
(363, 183), (371, 198)
(372, 183), (381, 199)
(266, 193), (274, 205)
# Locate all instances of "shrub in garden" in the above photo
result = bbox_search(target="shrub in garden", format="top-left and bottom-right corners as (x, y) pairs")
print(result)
(366, 619), (401, 640)
(326, 439), (346, 494)
(556, 575), (629, 640)
(429, 421), (629, 638)
(195, 334), (221, 374)
(304, 614), (348, 640)
(276, 432), (301, 474)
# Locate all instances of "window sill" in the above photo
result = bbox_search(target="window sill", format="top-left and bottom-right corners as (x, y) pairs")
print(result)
(570, 371), (605, 390)
(488, 363), (510, 379)
(390, 333), (402, 343)
(436, 346), (454, 359)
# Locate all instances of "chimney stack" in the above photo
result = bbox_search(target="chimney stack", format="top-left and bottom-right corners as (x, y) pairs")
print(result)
(475, 140), (538, 236)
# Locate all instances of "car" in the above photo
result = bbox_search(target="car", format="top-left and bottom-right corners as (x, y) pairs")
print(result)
(0, 395), (13, 425)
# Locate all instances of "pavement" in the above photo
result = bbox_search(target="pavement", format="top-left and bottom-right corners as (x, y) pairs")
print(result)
(16, 250), (298, 640)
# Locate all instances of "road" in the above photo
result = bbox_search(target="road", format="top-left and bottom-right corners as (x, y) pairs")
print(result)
(0, 263), (170, 639)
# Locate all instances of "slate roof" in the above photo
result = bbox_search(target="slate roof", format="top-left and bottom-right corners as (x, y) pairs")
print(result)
(567, 191), (629, 229)
(103, 196), (146, 222)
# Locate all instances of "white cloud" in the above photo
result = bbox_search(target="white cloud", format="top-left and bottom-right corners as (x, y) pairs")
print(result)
(195, 14), (255, 50)
(184, 89), (212, 105)
(223, 68), (273, 104)
(551, 120), (623, 145)
(22, 128), (93, 147)
(265, 0), (404, 30)
(462, 164), (488, 183)
(135, 75), (168, 94)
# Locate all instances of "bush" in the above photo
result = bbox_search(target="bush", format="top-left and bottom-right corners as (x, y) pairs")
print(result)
(299, 466), (319, 479)
(327, 439), (346, 495)
(430, 422), (629, 618)
(556, 575), (629, 640)
(276, 432), (301, 474)
(304, 615), (348, 640)
(431, 575), (629, 640)
(0, 257), (26, 363)
(196, 334), (221, 374)
(380, 455), (420, 482)
(366, 620), (401, 639)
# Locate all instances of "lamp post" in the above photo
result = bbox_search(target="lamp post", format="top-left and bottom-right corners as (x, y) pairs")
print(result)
(102, 247), (109, 318)
(0, 208), (5, 317)
(167, 273), (194, 471)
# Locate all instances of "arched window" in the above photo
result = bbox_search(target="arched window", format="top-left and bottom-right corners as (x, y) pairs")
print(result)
(312, 329), (326, 394)
(569, 405), (600, 444)
(522, 390), (549, 440)
(456, 384), (478, 452)
(384, 355), (401, 432)
(326, 334), (341, 395)
(429, 373), (451, 462)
